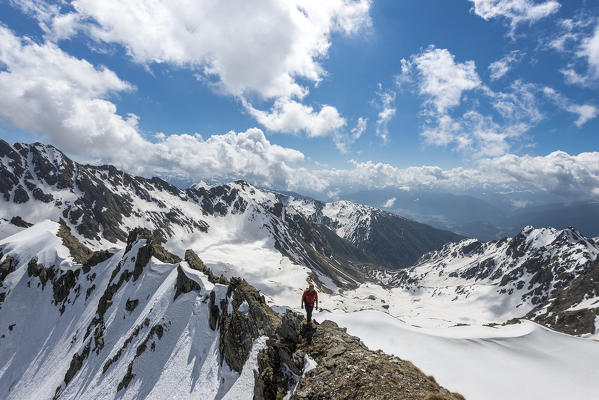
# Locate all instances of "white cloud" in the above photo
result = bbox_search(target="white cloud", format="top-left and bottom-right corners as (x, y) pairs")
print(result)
(302, 150), (599, 201)
(469, 0), (560, 34)
(549, 18), (599, 86)
(141, 128), (306, 188)
(0, 26), (309, 188)
(333, 117), (368, 153)
(0, 25), (140, 158)
(351, 117), (368, 140)
(412, 46), (481, 114)
(374, 85), (396, 143)
(480, 151), (599, 199)
(43, 0), (371, 100)
(421, 111), (520, 157)
(399, 47), (534, 156)
(246, 99), (346, 138)
(567, 104), (599, 127)
(11, 0), (372, 145)
(578, 24), (599, 79)
(490, 80), (542, 124)
(543, 87), (598, 127)
(382, 197), (396, 208)
(488, 50), (523, 80)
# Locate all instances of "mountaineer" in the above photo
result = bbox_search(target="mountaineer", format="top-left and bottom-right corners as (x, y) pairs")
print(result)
(301, 283), (318, 324)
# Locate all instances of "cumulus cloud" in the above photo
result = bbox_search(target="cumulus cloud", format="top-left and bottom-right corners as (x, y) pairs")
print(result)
(11, 0), (371, 145)
(488, 50), (524, 80)
(480, 151), (599, 199)
(302, 151), (599, 201)
(139, 128), (306, 188)
(0, 26), (310, 188)
(469, 0), (560, 34)
(29, 0), (371, 100)
(0, 25), (140, 158)
(398, 46), (533, 155)
(374, 85), (396, 143)
(246, 98), (346, 138)
(411, 46), (481, 114)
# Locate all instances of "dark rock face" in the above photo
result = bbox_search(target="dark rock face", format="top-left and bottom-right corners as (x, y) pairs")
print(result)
(250, 312), (464, 400)
(57, 225), (93, 265)
(13, 185), (29, 203)
(9, 216), (32, 228)
(287, 196), (464, 270)
(214, 276), (462, 400)
(174, 265), (203, 300)
(125, 298), (139, 312)
(83, 250), (113, 273)
(219, 277), (280, 372)
(63, 341), (91, 385)
(527, 257), (599, 335)
(185, 249), (228, 285)
(0, 140), (210, 245)
(126, 228), (181, 281)
(287, 320), (463, 400)
(0, 255), (18, 284)
(27, 258), (55, 288)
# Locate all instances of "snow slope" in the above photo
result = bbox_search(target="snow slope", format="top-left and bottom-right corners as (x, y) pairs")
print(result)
(0, 221), (263, 400)
(317, 310), (599, 400)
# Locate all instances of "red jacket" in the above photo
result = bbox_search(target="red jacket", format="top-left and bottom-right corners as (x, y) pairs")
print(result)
(302, 288), (318, 307)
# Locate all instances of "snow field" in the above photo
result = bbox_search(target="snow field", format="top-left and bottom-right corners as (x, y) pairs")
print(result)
(316, 310), (599, 400)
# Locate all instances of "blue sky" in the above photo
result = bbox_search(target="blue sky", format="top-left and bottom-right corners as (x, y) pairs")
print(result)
(1, 0), (598, 202)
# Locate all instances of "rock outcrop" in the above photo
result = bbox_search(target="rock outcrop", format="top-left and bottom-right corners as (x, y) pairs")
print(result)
(218, 277), (464, 400)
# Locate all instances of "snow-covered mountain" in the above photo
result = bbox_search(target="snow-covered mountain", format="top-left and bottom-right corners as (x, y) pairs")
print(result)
(0, 140), (462, 290)
(360, 225), (599, 335)
(3, 140), (599, 399)
(286, 197), (463, 268)
(0, 221), (463, 400)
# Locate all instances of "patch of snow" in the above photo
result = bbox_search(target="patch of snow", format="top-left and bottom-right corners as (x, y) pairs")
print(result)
(238, 300), (249, 315)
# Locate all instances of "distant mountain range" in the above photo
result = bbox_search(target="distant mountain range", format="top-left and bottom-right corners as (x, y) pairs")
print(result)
(343, 188), (599, 240)
(0, 140), (462, 284)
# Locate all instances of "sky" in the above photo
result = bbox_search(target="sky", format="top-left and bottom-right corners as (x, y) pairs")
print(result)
(0, 0), (598, 203)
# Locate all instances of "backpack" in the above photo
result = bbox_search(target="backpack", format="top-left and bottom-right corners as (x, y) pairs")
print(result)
(303, 289), (317, 306)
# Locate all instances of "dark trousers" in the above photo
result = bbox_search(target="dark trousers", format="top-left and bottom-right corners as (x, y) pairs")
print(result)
(305, 304), (314, 323)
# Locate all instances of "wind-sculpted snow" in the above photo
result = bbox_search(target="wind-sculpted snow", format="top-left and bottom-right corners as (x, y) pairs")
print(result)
(318, 311), (599, 400)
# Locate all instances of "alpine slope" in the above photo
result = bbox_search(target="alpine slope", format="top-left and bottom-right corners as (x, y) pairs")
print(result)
(1, 140), (599, 399)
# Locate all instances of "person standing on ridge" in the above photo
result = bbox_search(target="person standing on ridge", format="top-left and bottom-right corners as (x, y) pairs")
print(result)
(301, 283), (318, 324)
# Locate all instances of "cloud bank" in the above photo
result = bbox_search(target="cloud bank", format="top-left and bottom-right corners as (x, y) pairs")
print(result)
(11, 0), (372, 146)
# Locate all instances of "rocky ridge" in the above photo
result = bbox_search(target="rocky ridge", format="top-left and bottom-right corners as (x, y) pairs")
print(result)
(0, 223), (461, 399)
